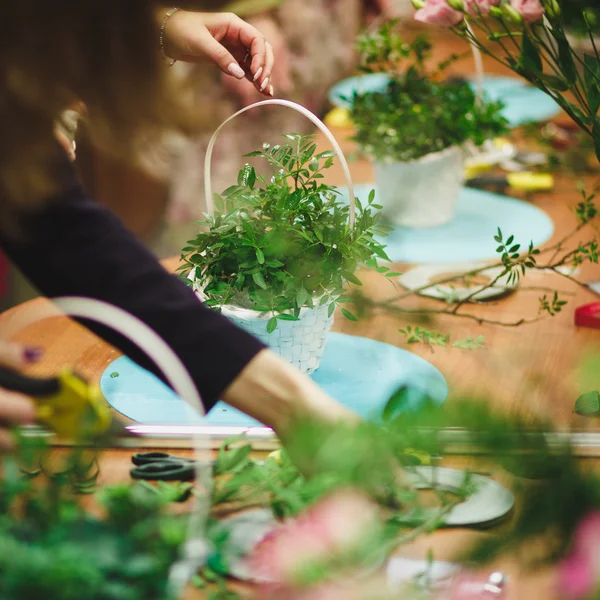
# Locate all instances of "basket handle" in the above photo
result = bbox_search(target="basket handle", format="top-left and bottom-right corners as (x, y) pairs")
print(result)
(204, 99), (356, 227)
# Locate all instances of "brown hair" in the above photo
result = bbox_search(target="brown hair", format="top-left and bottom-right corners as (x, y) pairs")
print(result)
(0, 0), (226, 215)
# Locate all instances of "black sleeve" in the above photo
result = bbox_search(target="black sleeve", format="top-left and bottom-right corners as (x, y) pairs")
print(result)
(0, 167), (266, 412)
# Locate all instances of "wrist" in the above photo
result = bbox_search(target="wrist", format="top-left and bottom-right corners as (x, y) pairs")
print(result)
(222, 349), (357, 438)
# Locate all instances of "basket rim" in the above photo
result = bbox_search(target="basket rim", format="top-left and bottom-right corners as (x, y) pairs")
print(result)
(190, 272), (335, 322)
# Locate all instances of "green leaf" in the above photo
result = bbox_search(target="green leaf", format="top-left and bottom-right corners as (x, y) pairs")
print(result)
(343, 271), (362, 286)
(519, 31), (543, 75)
(584, 53), (600, 114)
(538, 74), (569, 92)
(328, 303), (336, 318)
(556, 34), (578, 86)
(341, 308), (358, 321)
(267, 317), (278, 334)
(252, 272), (268, 290)
(296, 286), (309, 308)
(255, 248), (265, 264)
(248, 167), (257, 189)
(574, 391), (600, 417)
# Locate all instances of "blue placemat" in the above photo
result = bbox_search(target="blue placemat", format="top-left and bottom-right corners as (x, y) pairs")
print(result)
(328, 74), (561, 127)
(343, 184), (554, 264)
(100, 333), (448, 427)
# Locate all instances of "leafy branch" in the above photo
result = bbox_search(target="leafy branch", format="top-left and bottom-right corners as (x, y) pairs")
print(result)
(348, 187), (598, 333)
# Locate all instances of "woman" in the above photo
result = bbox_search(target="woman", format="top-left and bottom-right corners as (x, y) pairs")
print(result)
(0, 2), (355, 450)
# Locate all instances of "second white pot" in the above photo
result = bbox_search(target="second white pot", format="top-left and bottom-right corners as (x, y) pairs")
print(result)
(373, 145), (465, 229)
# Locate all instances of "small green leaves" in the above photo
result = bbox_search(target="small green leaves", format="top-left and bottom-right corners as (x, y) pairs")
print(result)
(574, 391), (600, 417)
(340, 308), (358, 321)
(296, 286), (309, 308)
(267, 317), (278, 333)
(539, 291), (568, 317)
(399, 326), (449, 347)
(452, 336), (486, 350)
(252, 272), (268, 290)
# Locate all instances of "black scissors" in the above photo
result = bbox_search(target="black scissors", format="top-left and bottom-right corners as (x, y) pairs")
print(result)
(130, 452), (214, 481)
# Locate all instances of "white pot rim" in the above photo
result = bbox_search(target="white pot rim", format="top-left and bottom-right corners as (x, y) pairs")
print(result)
(374, 144), (464, 167)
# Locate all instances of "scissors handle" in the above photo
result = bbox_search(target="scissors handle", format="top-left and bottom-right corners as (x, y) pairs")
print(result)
(0, 365), (60, 397)
(131, 452), (196, 466)
(130, 461), (196, 481)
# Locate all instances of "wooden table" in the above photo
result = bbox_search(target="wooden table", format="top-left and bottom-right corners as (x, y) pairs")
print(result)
(1, 30), (599, 598)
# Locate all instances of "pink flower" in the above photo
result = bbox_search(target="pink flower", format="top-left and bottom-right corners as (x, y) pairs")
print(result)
(509, 0), (544, 23)
(464, 0), (500, 16)
(264, 577), (392, 600)
(414, 0), (464, 27)
(248, 489), (380, 585)
(559, 512), (600, 599)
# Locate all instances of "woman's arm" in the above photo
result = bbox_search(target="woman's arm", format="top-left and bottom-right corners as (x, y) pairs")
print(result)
(0, 163), (355, 436)
(0, 164), (266, 413)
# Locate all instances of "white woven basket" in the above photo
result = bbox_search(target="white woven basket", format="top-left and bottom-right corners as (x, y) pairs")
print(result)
(199, 99), (358, 374)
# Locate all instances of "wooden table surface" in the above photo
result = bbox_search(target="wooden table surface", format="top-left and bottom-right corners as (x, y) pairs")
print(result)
(1, 29), (599, 599)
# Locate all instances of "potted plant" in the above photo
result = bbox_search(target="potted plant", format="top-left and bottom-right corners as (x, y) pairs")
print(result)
(348, 26), (508, 228)
(181, 103), (389, 374)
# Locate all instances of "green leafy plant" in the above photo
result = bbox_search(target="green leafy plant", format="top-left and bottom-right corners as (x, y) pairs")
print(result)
(180, 134), (389, 329)
(0, 437), (190, 600)
(348, 27), (508, 162)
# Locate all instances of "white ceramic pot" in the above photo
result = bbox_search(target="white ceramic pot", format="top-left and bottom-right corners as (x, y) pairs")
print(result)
(191, 276), (334, 374)
(373, 146), (465, 228)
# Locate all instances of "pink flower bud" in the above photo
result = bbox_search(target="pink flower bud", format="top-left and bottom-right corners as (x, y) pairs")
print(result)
(414, 0), (464, 27)
(464, 0), (501, 16)
(508, 0), (544, 23)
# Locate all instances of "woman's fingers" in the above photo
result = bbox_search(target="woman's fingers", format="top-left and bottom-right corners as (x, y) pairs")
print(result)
(0, 342), (42, 368)
(198, 25), (247, 79)
(261, 42), (275, 96)
(0, 390), (35, 427)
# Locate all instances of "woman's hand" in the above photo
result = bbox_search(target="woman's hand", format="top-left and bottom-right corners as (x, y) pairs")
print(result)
(161, 11), (275, 97)
(54, 106), (83, 162)
(0, 342), (37, 450)
(221, 15), (293, 108)
(222, 349), (359, 441)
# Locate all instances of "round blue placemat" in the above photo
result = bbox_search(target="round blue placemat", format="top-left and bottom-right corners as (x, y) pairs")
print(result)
(100, 333), (448, 427)
(328, 74), (561, 127)
(343, 184), (554, 264)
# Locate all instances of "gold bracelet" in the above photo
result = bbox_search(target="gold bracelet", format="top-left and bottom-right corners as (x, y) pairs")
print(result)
(159, 7), (180, 67)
